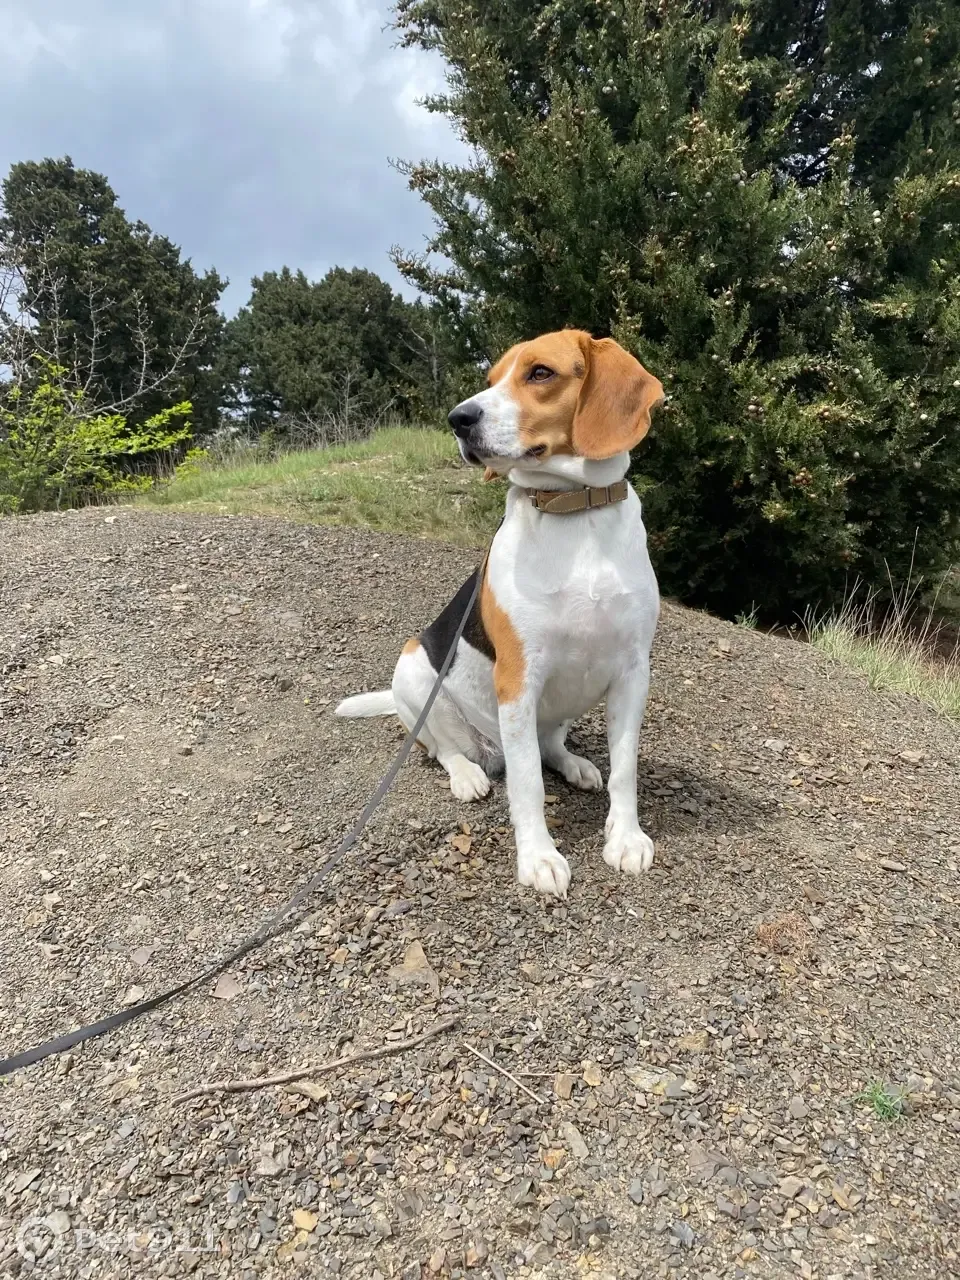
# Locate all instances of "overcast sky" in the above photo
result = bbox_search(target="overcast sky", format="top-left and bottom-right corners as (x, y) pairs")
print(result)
(2, 0), (465, 311)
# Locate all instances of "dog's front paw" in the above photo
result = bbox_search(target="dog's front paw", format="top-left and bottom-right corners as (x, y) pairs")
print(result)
(603, 819), (655, 875)
(558, 752), (603, 791)
(518, 841), (571, 898)
(448, 758), (491, 801)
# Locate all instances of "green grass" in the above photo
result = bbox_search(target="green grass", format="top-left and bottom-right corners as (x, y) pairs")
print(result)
(139, 426), (504, 547)
(855, 1080), (907, 1122)
(807, 581), (960, 722)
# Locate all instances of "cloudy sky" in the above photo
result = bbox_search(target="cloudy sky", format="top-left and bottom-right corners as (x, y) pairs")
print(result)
(2, 0), (465, 311)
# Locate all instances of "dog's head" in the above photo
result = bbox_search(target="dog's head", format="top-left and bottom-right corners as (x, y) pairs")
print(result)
(448, 330), (664, 470)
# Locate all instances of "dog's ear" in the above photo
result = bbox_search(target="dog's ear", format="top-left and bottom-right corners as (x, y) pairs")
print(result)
(571, 336), (664, 460)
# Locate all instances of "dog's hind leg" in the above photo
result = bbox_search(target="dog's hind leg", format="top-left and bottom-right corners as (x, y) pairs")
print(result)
(392, 644), (491, 801)
(538, 722), (603, 791)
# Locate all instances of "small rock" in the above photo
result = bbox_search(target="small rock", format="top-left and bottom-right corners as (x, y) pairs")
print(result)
(465, 1240), (489, 1266)
(677, 1030), (709, 1052)
(13, 1169), (42, 1194)
(625, 1065), (668, 1092)
(554, 1072), (576, 1100)
(779, 1176), (804, 1199)
(879, 858), (907, 873)
(46, 1210), (71, 1236)
(582, 1061), (602, 1087)
(628, 1178), (644, 1205)
(831, 1183), (853, 1211)
(388, 939), (439, 996)
(278, 676), (294, 691)
(716, 1194), (740, 1218)
(670, 1220), (696, 1249)
(559, 1120), (589, 1160)
(789, 1095), (809, 1120)
(213, 974), (243, 1000)
(426, 1101), (451, 1132)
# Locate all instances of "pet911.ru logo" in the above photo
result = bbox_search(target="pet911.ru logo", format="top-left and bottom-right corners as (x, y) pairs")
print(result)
(16, 1215), (216, 1260)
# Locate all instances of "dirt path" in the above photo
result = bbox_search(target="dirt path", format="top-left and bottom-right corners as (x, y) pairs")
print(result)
(1, 510), (959, 1280)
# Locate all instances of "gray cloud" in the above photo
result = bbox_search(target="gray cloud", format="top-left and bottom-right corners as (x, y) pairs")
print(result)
(1, 0), (464, 310)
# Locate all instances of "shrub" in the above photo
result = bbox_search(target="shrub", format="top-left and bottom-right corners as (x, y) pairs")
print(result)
(0, 361), (192, 513)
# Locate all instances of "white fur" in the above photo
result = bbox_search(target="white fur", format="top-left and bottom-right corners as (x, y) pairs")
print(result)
(336, 368), (660, 897)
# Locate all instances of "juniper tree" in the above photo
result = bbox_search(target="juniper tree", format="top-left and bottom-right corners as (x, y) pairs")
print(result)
(393, 0), (960, 615)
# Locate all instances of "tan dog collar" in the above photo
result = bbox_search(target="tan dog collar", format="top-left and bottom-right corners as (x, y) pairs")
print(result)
(523, 479), (629, 514)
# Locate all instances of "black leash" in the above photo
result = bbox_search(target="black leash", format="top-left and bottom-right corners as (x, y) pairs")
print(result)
(0, 568), (485, 1077)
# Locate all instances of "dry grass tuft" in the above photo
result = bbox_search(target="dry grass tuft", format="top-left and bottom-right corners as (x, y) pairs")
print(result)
(806, 571), (960, 722)
(754, 912), (811, 958)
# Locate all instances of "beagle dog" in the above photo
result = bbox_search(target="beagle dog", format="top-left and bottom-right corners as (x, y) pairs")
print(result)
(336, 329), (664, 897)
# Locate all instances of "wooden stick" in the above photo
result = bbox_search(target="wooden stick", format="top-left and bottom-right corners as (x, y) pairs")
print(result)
(462, 1041), (546, 1106)
(172, 1016), (459, 1104)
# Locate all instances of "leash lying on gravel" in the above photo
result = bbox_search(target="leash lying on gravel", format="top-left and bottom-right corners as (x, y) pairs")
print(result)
(0, 568), (485, 1078)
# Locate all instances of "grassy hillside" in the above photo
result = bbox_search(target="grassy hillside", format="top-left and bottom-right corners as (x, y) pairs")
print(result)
(140, 426), (503, 547)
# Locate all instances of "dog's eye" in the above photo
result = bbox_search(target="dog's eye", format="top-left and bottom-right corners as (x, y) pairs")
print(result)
(528, 365), (554, 382)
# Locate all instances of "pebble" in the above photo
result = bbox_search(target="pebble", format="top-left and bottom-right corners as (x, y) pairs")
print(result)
(560, 1121), (589, 1160)
(671, 1221), (696, 1249)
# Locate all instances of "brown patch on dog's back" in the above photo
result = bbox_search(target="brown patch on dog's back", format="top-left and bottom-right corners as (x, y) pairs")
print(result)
(402, 637), (420, 655)
(481, 573), (526, 703)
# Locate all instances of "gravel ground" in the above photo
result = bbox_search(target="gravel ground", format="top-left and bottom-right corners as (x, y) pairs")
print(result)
(1, 509), (960, 1280)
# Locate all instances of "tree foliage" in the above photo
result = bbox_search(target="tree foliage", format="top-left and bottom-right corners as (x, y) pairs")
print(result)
(1, 157), (225, 433)
(220, 265), (467, 433)
(393, 0), (960, 615)
(0, 359), (191, 513)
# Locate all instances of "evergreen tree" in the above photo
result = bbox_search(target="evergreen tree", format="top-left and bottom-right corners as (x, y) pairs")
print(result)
(1, 157), (225, 433)
(221, 265), (461, 429)
(393, 0), (960, 615)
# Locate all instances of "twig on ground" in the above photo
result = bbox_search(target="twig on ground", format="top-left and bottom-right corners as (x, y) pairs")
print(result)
(172, 1016), (459, 1104)
(462, 1041), (546, 1106)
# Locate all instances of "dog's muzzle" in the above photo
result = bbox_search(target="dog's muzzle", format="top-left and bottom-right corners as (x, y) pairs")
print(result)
(448, 401), (485, 465)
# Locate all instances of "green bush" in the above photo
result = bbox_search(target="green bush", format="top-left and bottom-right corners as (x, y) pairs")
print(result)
(0, 362), (192, 513)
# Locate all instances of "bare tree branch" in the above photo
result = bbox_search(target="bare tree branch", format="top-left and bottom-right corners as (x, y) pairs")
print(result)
(1, 223), (207, 420)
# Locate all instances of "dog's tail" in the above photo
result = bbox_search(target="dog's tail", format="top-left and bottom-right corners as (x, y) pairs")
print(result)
(334, 690), (396, 719)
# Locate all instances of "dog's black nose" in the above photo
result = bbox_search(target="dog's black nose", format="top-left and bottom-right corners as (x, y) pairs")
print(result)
(448, 402), (483, 439)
